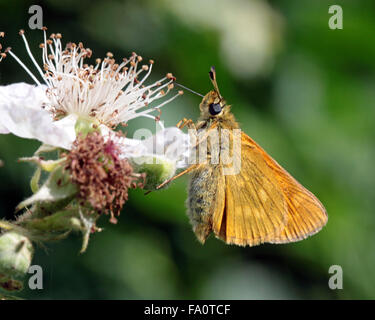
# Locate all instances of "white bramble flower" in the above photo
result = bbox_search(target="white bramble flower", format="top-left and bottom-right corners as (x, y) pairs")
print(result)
(1, 29), (181, 126)
(0, 29), (193, 263)
(0, 29), (189, 170)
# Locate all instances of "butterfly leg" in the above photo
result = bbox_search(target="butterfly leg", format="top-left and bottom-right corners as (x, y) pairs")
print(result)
(177, 118), (219, 147)
(156, 163), (202, 190)
(177, 118), (196, 130)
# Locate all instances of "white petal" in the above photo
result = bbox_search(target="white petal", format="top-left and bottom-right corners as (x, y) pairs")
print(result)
(0, 123), (10, 134)
(99, 125), (148, 159)
(144, 127), (191, 168)
(53, 114), (78, 148)
(0, 83), (76, 149)
(0, 82), (49, 110)
(117, 136), (149, 159)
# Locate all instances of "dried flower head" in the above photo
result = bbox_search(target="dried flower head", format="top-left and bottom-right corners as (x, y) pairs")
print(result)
(66, 131), (144, 223)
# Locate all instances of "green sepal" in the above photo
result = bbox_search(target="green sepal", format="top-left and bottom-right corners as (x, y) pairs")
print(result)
(34, 144), (58, 156)
(19, 157), (66, 172)
(16, 166), (78, 213)
(130, 156), (176, 190)
(30, 166), (41, 193)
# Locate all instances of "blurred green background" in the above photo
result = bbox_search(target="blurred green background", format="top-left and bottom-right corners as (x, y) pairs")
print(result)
(0, 0), (374, 299)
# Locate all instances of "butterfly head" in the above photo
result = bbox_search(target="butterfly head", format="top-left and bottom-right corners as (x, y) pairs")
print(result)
(199, 67), (229, 119)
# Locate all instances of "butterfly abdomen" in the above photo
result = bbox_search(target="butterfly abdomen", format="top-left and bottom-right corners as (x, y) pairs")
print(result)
(187, 164), (221, 243)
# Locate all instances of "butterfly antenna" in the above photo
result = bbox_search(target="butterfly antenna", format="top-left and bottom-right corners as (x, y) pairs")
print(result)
(174, 82), (204, 98)
(208, 66), (222, 97)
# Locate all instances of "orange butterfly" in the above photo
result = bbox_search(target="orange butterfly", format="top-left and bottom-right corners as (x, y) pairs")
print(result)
(158, 67), (327, 246)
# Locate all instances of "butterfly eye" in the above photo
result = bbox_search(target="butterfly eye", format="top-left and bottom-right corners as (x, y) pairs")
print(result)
(209, 103), (222, 115)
